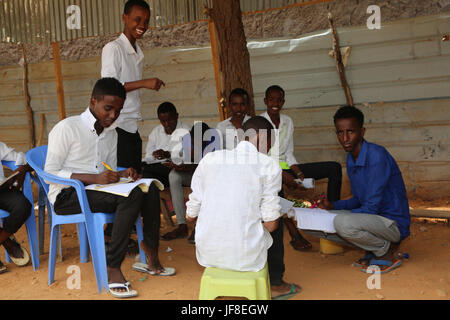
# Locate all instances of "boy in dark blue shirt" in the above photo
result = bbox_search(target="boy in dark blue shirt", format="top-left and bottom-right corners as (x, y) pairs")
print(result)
(319, 106), (410, 274)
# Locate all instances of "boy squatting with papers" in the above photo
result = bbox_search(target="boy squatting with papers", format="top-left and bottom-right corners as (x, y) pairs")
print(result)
(316, 105), (410, 274)
(186, 116), (300, 300)
(45, 78), (174, 299)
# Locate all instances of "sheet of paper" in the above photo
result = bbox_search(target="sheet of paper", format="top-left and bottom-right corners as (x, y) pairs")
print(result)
(279, 197), (295, 215)
(143, 158), (170, 165)
(293, 207), (338, 233)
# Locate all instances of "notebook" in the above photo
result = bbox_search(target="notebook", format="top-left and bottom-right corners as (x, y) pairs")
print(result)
(85, 177), (164, 197)
(292, 207), (338, 233)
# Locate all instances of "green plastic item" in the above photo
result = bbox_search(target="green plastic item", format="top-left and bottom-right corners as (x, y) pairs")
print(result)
(199, 263), (271, 300)
(279, 161), (290, 170)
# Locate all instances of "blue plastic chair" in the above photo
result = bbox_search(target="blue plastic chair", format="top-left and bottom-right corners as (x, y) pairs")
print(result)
(0, 161), (40, 271)
(26, 146), (146, 292)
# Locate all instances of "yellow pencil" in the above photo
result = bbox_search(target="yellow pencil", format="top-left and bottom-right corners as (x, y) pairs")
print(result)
(101, 161), (115, 172)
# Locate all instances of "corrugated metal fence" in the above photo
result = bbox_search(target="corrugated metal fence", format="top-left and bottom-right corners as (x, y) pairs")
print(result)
(0, 0), (308, 44)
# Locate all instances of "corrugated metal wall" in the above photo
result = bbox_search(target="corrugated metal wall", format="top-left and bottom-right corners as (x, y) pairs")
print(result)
(0, 0), (308, 44)
(0, 13), (449, 199)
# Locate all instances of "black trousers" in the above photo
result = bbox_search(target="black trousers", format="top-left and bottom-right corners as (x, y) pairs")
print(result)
(0, 189), (31, 234)
(294, 161), (342, 202)
(116, 127), (142, 173)
(53, 185), (161, 269)
(142, 163), (171, 188)
(268, 207), (285, 286)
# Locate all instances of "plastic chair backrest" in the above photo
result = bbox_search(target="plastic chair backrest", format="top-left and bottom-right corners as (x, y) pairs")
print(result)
(26, 146), (93, 218)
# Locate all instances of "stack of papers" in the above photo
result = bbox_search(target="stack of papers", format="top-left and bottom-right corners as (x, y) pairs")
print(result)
(292, 207), (338, 233)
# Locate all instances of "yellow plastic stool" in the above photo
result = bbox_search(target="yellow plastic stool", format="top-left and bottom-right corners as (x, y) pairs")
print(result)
(199, 263), (271, 300)
(320, 238), (344, 254)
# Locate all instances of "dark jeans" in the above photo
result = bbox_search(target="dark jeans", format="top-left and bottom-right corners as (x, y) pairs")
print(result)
(116, 127), (142, 173)
(292, 161), (342, 202)
(268, 189), (286, 286)
(53, 185), (161, 269)
(142, 163), (171, 188)
(0, 189), (32, 234)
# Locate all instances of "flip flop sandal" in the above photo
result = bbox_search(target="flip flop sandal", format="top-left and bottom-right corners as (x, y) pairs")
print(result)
(7, 237), (30, 267)
(290, 235), (312, 251)
(132, 262), (176, 276)
(0, 260), (7, 274)
(361, 258), (402, 274)
(352, 252), (375, 267)
(108, 281), (138, 299)
(272, 283), (302, 300)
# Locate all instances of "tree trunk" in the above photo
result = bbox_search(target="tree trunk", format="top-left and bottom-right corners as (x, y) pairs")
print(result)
(208, 0), (255, 118)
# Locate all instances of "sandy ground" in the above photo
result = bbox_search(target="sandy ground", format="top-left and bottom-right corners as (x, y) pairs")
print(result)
(0, 199), (449, 301)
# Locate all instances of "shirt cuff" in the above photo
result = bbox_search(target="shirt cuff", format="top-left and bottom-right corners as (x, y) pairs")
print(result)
(57, 170), (73, 180)
(14, 153), (27, 166)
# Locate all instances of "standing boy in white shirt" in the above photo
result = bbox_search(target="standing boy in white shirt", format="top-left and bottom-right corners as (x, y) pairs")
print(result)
(261, 85), (342, 252)
(187, 116), (300, 299)
(101, 0), (165, 172)
(101, 0), (165, 247)
(45, 78), (174, 299)
(142, 102), (190, 187)
(216, 88), (251, 150)
(0, 143), (34, 274)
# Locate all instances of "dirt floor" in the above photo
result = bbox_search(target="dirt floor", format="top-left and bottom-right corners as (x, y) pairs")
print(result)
(0, 198), (449, 301)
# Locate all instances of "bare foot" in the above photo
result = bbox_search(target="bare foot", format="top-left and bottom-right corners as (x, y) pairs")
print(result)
(140, 241), (164, 274)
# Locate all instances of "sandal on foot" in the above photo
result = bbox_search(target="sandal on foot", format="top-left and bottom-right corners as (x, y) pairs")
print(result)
(6, 237), (30, 267)
(352, 252), (375, 268)
(272, 283), (302, 300)
(0, 260), (7, 274)
(108, 281), (138, 299)
(132, 262), (176, 276)
(361, 258), (402, 274)
(290, 235), (312, 251)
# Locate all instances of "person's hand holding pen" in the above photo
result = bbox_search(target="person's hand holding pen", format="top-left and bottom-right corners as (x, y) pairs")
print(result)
(311, 193), (334, 210)
(101, 161), (139, 183)
(97, 162), (120, 185)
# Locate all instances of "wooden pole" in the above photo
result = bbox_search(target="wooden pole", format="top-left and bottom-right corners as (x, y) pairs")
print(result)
(21, 44), (35, 149)
(52, 42), (66, 120)
(37, 114), (45, 146)
(328, 13), (354, 107)
(208, 19), (227, 121)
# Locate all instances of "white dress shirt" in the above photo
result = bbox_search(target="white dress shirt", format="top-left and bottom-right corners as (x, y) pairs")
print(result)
(101, 33), (144, 133)
(216, 115), (250, 150)
(45, 108), (118, 204)
(143, 120), (191, 163)
(0, 142), (27, 183)
(260, 111), (298, 166)
(186, 141), (282, 272)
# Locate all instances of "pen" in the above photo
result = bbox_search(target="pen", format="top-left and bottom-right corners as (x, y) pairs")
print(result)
(311, 194), (325, 209)
(101, 161), (115, 172)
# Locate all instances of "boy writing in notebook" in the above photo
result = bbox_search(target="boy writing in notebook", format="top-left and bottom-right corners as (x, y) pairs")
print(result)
(187, 116), (300, 300)
(45, 78), (174, 299)
(142, 101), (190, 187)
(317, 106), (410, 274)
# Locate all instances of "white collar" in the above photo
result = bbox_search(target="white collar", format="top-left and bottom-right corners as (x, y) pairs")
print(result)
(80, 107), (118, 134)
(118, 33), (143, 57)
(236, 140), (258, 153)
